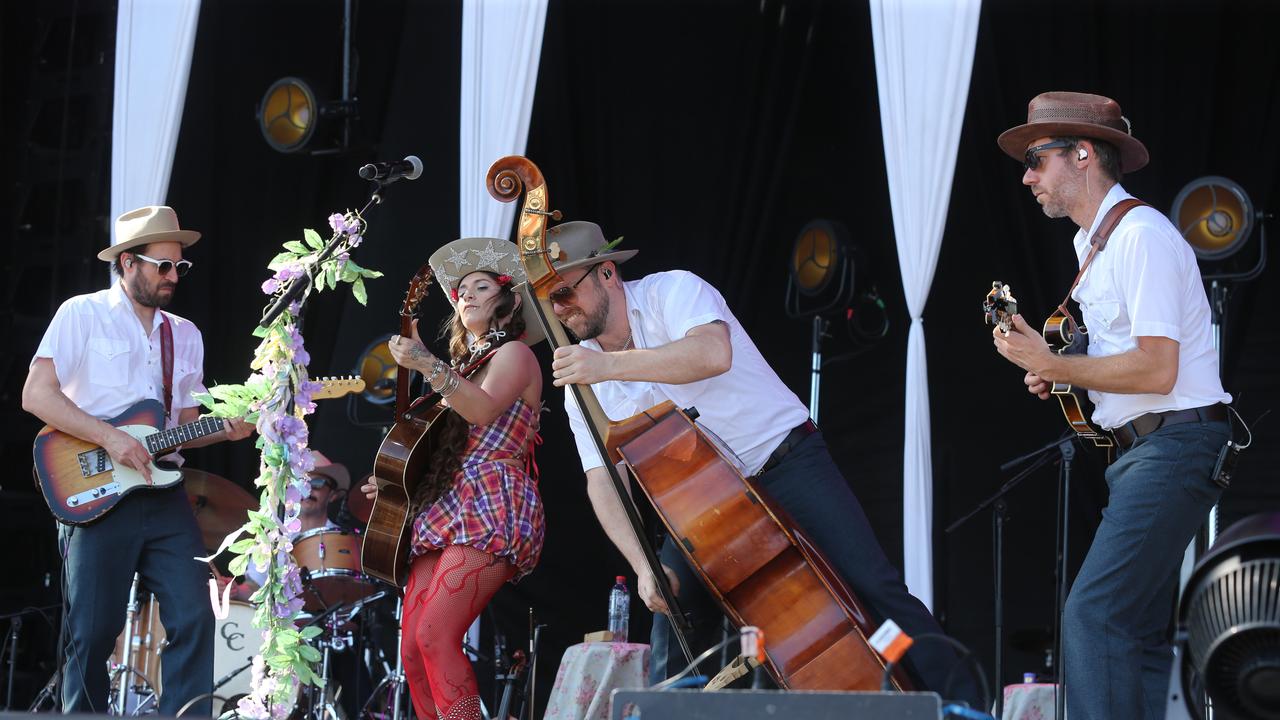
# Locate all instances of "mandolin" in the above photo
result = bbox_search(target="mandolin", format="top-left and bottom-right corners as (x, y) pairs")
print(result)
(984, 280), (1113, 448)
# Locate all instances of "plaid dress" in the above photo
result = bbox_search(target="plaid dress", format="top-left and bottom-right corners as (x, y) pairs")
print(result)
(410, 396), (544, 580)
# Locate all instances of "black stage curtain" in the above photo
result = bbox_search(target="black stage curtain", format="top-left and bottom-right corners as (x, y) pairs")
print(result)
(4, 0), (1277, 710)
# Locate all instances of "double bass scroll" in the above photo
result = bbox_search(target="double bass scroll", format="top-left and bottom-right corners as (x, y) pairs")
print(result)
(486, 157), (698, 666)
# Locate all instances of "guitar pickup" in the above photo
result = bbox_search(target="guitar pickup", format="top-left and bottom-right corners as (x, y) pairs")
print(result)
(77, 448), (113, 477)
(66, 482), (122, 507)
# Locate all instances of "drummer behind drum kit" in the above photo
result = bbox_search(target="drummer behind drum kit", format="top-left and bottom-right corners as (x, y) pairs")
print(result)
(108, 469), (395, 718)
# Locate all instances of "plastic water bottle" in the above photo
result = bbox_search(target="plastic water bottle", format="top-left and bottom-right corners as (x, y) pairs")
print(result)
(607, 575), (629, 642)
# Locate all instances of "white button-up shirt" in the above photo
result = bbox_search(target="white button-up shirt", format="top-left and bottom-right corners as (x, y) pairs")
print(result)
(1072, 183), (1231, 429)
(564, 270), (811, 476)
(33, 282), (207, 428)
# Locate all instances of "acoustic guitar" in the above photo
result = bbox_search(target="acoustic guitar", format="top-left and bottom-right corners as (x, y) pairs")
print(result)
(984, 280), (1113, 447)
(32, 376), (366, 524)
(362, 265), (448, 587)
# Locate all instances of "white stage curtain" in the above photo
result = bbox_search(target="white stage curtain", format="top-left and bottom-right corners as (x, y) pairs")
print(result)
(459, 0), (550, 240)
(110, 0), (201, 245)
(870, 0), (981, 611)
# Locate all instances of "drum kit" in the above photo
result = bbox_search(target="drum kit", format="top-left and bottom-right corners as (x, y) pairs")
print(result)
(108, 469), (407, 719)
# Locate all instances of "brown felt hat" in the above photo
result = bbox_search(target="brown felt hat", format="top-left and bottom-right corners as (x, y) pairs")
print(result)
(998, 91), (1149, 173)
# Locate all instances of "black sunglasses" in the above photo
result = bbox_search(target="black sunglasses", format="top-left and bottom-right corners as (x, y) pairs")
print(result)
(133, 252), (194, 277)
(1023, 140), (1075, 171)
(308, 476), (335, 490)
(548, 263), (603, 305)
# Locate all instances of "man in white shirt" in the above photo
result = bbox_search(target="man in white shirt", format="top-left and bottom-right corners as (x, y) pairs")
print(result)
(993, 92), (1232, 719)
(22, 206), (253, 715)
(546, 221), (977, 702)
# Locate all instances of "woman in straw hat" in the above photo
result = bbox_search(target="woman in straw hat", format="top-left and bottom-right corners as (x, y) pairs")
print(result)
(360, 237), (545, 720)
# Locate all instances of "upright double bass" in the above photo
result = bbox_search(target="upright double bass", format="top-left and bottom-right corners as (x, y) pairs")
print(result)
(486, 156), (907, 691)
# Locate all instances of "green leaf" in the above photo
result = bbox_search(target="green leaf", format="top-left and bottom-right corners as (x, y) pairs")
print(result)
(314, 267), (327, 292)
(352, 277), (368, 305)
(283, 241), (308, 254)
(252, 324), (270, 338)
(268, 251), (296, 269)
(300, 625), (323, 640)
(228, 537), (256, 553)
(298, 645), (322, 663)
(325, 264), (338, 290)
(228, 555), (249, 576)
(361, 268), (384, 279)
(303, 228), (325, 251)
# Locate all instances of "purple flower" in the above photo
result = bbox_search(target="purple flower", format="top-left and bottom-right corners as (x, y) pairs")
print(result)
(349, 234), (363, 248)
(328, 213), (345, 233)
(261, 277), (281, 294)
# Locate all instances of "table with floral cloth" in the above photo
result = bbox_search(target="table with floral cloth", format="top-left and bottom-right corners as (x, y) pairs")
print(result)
(543, 642), (651, 720)
(1000, 682), (1057, 720)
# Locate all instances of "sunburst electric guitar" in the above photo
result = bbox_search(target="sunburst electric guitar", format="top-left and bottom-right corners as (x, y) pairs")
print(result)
(984, 281), (1113, 448)
(32, 376), (366, 524)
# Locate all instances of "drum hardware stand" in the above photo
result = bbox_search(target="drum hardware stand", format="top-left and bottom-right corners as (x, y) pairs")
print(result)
(361, 596), (409, 720)
(310, 604), (355, 720)
(108, 573), (161, 717)
(3, 614), (19, 710)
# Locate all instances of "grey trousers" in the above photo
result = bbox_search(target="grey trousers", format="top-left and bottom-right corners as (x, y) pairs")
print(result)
(60, 485), (215, 716)
(1062, 418), (1229, 719)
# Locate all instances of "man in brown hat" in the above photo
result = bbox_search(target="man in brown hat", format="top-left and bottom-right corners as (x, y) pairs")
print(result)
(544, 221), (979, 703)
(22, 205), (254, 715)
(992, 92), (1232, 718)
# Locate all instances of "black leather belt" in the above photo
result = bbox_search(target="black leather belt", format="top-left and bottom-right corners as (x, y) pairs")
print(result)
(759, 419), (819, 474)
(1112, 404), (1228, 450)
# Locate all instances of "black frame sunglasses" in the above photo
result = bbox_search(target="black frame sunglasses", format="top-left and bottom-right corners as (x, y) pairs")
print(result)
(548, 262), (603, 305)
(132, 252), (194, 277)
(1023, 140), (1075, 171)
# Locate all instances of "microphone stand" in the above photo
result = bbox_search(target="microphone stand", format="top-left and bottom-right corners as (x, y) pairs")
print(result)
(260, 180), (388, 330)
(946, 432), (1073, 718)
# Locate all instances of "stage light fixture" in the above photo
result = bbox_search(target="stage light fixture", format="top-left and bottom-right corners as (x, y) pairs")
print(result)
(258, 77), (319, 153)
(356, 334), (397, 406)
(786, 219), (857, 315)
(1172, 176), (1256, 261)
(1169, 512), (1280, 720)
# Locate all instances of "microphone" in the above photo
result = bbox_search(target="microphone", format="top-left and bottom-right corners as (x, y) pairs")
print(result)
(358, 155), (423, 184)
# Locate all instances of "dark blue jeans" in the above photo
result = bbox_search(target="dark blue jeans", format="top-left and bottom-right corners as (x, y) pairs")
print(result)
(649, 431), (980, 704)
(1062, 418), (1229, 720)
(60, 485), (215, 716)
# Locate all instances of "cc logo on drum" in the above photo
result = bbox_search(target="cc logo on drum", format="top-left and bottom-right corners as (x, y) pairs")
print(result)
(220, 620), (246, 652)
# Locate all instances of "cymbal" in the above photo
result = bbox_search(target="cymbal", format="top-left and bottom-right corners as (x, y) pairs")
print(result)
(183, 468), (257, 552)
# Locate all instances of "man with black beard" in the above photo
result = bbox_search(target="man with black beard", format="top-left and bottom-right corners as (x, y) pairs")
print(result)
(542, 221), (979, 703)
(23, 206), (253, 715)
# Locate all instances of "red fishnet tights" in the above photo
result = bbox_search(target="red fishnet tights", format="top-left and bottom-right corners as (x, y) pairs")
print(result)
(401, 545), (514, 720)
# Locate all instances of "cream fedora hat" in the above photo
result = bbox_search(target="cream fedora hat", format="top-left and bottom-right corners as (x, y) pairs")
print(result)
(99, 205), (202, 261)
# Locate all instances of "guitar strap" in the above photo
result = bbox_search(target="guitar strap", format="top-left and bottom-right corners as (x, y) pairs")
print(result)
(160, 313), (174, 421)
(1056, 198), (1149, 325)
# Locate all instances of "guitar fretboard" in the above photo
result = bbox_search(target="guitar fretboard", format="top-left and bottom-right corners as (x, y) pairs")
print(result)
(146, 417), (225, 454)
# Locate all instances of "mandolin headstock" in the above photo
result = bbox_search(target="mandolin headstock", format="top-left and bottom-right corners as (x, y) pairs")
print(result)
(984, 281), (1018, 334)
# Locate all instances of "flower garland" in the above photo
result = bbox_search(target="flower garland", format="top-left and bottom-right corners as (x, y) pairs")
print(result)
(195, 211), (381, 719)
